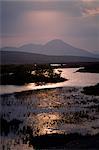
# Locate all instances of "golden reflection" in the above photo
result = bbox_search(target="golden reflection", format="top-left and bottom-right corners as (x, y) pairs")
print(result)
(34, 112), (63, 135)
(36, 90), (63, 108)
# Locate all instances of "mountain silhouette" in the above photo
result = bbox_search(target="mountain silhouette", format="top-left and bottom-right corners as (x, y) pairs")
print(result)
(1, 39), (98, 58)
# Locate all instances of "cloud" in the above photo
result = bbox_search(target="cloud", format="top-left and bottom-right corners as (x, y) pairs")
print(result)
(80, 0), (99, 16)
(82, 0), (95, 1)
(82, 7), (99, 16)
(0, 1), (81, 13)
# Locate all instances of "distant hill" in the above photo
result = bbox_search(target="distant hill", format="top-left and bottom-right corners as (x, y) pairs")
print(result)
(0, 51), (99, 64)
(1, 39), (99, 58)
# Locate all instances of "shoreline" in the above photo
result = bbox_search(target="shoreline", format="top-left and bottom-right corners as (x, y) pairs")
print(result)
(0, 85), (83, 96)
(1, 83), (99, 96)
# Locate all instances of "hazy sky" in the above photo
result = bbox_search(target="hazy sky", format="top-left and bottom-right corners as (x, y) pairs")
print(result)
(0, 0), (99, 53)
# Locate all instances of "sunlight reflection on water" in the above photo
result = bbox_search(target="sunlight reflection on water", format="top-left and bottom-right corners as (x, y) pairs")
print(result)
(0, 68), (99, 94)
(1, 86), (99, 149)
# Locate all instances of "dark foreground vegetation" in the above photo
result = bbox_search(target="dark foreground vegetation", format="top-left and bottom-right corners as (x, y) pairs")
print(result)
(83, 83), (99, 96)
(0, 64), (66, 85)
(1, 117), (99, 149)
(1, 85), (99, 149)
(31, 133), (99, 149)
(0, 117), (23, 136)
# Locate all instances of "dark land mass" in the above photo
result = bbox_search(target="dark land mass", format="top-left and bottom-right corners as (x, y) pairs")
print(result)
(83, 83), (99, 96)
(77, 64), (99, 73)
(79, 63), (99, 96)
(0, 51), (99, 64)
(31, 133), (99, 149)
(1, 62), (99, 70)
(0, 64), (66, 85)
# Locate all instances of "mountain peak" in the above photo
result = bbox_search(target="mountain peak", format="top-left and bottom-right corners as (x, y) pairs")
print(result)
(45, 39), (66, 46)
(1, 39), (98, 58)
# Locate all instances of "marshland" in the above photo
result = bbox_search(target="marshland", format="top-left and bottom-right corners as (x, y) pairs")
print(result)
(0, 63), (99, 149)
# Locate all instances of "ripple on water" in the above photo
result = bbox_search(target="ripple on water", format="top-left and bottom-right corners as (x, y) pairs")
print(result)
(0, 87), (99, 149)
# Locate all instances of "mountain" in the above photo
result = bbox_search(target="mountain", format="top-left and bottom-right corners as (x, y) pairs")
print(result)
(0, 51), (99, 64)
(43, 39), (95, 57)
(1, 39), (98, 58)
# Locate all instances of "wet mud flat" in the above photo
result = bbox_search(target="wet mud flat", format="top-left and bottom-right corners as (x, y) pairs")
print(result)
(0, 86), (99, 149)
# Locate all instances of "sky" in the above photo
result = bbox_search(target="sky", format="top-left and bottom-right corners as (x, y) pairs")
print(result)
(0, 0), (99, 53)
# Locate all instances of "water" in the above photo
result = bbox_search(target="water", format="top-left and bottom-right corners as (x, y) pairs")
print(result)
(1, 87), (99, 149)
(1, 68), (99, 149)
(0, 68), (99, 94)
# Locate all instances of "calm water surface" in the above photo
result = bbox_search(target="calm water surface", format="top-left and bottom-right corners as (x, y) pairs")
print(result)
(0, 68), (99, 94)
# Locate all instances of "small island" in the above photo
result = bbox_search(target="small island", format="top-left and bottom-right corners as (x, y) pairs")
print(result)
(77, 64), (99, 73)
(0, 64), (67, 85)
(83, 83), (99, 96)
